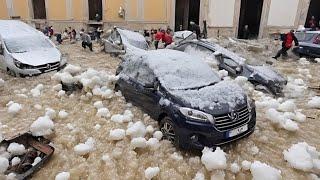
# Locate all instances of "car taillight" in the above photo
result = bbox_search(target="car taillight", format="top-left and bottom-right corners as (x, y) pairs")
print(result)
(313, 35), (320, 44)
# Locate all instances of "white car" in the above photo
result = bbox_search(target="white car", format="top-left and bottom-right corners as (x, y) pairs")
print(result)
(0, 20), (67, 77)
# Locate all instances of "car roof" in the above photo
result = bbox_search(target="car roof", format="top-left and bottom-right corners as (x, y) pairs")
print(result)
(0, 20), (42, 39)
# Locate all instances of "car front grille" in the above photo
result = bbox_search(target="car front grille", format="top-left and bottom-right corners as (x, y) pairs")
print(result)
(214, 105), (250, 132)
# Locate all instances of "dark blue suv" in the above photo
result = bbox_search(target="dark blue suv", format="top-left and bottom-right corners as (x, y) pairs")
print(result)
(115, 49), (256, 150)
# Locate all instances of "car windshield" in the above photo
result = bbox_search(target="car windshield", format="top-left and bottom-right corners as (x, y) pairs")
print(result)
(140, 49), (220, 90)
(295, 32), (317, 42)
(4, 36), (53, 53)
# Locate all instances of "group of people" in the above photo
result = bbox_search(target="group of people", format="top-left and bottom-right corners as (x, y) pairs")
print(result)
(143, 27), (173, 49)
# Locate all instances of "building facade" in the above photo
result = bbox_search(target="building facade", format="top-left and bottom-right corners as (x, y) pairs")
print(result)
(0, 0), (318, 38)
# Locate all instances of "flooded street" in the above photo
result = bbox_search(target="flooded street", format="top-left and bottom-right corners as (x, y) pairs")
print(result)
(0, 40), (319, 180)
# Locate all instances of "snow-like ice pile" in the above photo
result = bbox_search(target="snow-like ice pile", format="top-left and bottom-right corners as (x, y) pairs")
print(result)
(146, 138), (160, 150)
(250, 161), (282, 180)
(171, 80), (246, 110)
(307, 96), (320, 109)
(110, 110), (134, 123)
(183, 45), (219, 70)
(230, 162), (240, 173)
(74, 137), (95, 156)
(58, 110), (69, 119)
(299, 58), (310, 65)
(131, 137), (147, 149)
(242, 160), (252, 170)
(193, 172), (205, 180)
(30, 116), (55, 136)
(96, 107), (111, 118)
(63, 64), (82, 75)
(11, 157), (21, 166)
(265, 99), (306, 131)
(145, 167), (160, 179)
(283, 142), (320, 172)
(52, 67), (118, 99)
(55, 172), (70, 180)
(7, 143), (26, 155)
(153, 131), (163, 140)
(6, 101), (22, 115)
(201, 147), (227, 171)
(30, 84), (44, 97)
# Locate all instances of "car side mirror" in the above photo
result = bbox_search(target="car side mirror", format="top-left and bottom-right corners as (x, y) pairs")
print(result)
(145, 80), (159, 91)
(0, 44), (3, 55)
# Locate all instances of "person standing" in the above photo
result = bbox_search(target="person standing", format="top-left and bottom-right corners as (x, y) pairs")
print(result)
(273, 30), (299, 60)
(164, 29), (173, 47)
(242, 25), (251, 39)
(308, 16), (317, 31)
(80, 29), (93, 51)
(154, 29), (164, 49)
(189, 21), (201, 39)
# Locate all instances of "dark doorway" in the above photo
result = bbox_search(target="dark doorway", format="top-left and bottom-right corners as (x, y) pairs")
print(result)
(175, 0), (200, 31)
(32, 0), (46, 19)
(238, 0), (264, 39)
(88, 0), (102, 21)
(305, 0), (320, 28)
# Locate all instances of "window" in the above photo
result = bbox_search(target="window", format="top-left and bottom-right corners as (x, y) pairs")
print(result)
(136, 63), (156, 86)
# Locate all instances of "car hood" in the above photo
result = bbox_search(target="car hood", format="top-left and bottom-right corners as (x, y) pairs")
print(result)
(11, 48), (61, 66)
(169, 81), (247, 115)
(248, 65), (286, 83)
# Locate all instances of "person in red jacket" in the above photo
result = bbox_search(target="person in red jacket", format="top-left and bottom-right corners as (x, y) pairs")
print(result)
(273, 30), (299, 60)
(154, 29), (164, 49)
(164, 29), (173, 47)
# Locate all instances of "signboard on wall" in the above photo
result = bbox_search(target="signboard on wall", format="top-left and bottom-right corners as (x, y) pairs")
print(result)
(208, 0), (235, 27)
(267, 0), (299, 26)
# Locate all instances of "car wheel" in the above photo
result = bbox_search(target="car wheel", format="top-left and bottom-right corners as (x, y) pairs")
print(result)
(160, 117), (178, 145)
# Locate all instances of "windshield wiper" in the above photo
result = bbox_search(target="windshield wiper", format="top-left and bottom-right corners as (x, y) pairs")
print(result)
(174, 82), (217, 91)
(14, 50), (27, 53)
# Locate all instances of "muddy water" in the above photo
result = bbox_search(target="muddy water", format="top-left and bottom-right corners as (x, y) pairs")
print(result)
(0, 41), (319, 180)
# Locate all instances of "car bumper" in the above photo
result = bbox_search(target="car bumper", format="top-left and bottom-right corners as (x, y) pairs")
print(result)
(173, 108), (256, 150)
(14, 61), (67, 76)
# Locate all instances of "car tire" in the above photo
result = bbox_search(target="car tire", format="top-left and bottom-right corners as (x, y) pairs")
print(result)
(160, 116), (179, 147)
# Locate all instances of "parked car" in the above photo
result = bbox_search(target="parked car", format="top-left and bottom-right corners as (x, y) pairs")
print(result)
(115, 49), (256, 150)
(293, 31), (320, 58)
(0, 20), (67, 77)
(172, 39), (287, 96)
(104, 27), (148, 56)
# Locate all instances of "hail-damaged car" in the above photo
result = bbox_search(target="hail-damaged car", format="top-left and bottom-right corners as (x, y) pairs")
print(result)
(172, 34), (287, 96)
(115, 49), (256, 150)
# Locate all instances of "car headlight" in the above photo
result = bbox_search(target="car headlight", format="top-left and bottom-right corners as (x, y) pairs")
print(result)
(179, 107), (214, 123)
(13, 59), (22, 68)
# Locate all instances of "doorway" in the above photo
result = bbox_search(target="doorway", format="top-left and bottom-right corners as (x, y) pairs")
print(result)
(175, 0), (200, 31)
(88, 0), (102, 21)
(305, 0), (320, 28)
(238, 0), (264, 39)
(32, 0), (46, 19)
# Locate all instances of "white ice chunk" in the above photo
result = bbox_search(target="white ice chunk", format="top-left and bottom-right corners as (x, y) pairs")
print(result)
(96, 108), (111, 118)
(192, 172), (205, 180)
(74, 137), (95, 155)
(7, 102), (22, 115)
(230, 162), (240, 173)
(55, 172), (70, 180)
(58, 110), (69, 119)
(146, 138), (160, 150)
(32, 157), (41, 166)
(144, 167), (160, 180)
(126, 121), (146, 138)
(45, 108), (56, 119)
(109, 129), (126, 141)
(201, 147), (227, 171)
(241, 160), (252, 171)
(93, 101), (104, 109)
(130, 137), (147, 149)
(278, 100), (296, 112)
(30, 116), (55, 136)
(283, 142), (319, 171)
(250, 161), (282, 180)
(63, 64), (82, 75)
(307, 96), (320, 109)
(11, 157), (21, 166)
(0, 157), (9, 173)
(153, 131), (163, 140)
(7, 143), (26, 156)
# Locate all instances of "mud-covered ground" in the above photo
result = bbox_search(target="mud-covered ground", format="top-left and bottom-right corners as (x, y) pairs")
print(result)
(0, 39), (319, 180)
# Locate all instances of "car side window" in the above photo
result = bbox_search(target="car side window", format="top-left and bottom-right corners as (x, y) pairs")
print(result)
(136, 63), (155, 86)
(121, 60), (140, 79)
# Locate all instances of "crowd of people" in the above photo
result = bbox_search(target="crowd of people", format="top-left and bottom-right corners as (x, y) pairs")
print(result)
(143, 27), (173, 49)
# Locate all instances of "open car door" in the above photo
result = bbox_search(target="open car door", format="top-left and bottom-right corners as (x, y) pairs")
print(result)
(104, 30), (125, 55)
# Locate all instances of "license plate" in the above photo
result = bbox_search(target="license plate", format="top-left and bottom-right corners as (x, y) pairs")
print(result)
(227, 124), (248, 138)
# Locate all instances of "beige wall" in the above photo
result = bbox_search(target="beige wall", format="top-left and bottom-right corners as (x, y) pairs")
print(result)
(105, 0), (124, 21)
(72, 0), (84, 21)
(12, 0), (29, 19)
(48, 0), (67, 20)
(0, 0), (8, 19)
(144, 0), (166, 21)
(127, 0), (138, 20)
